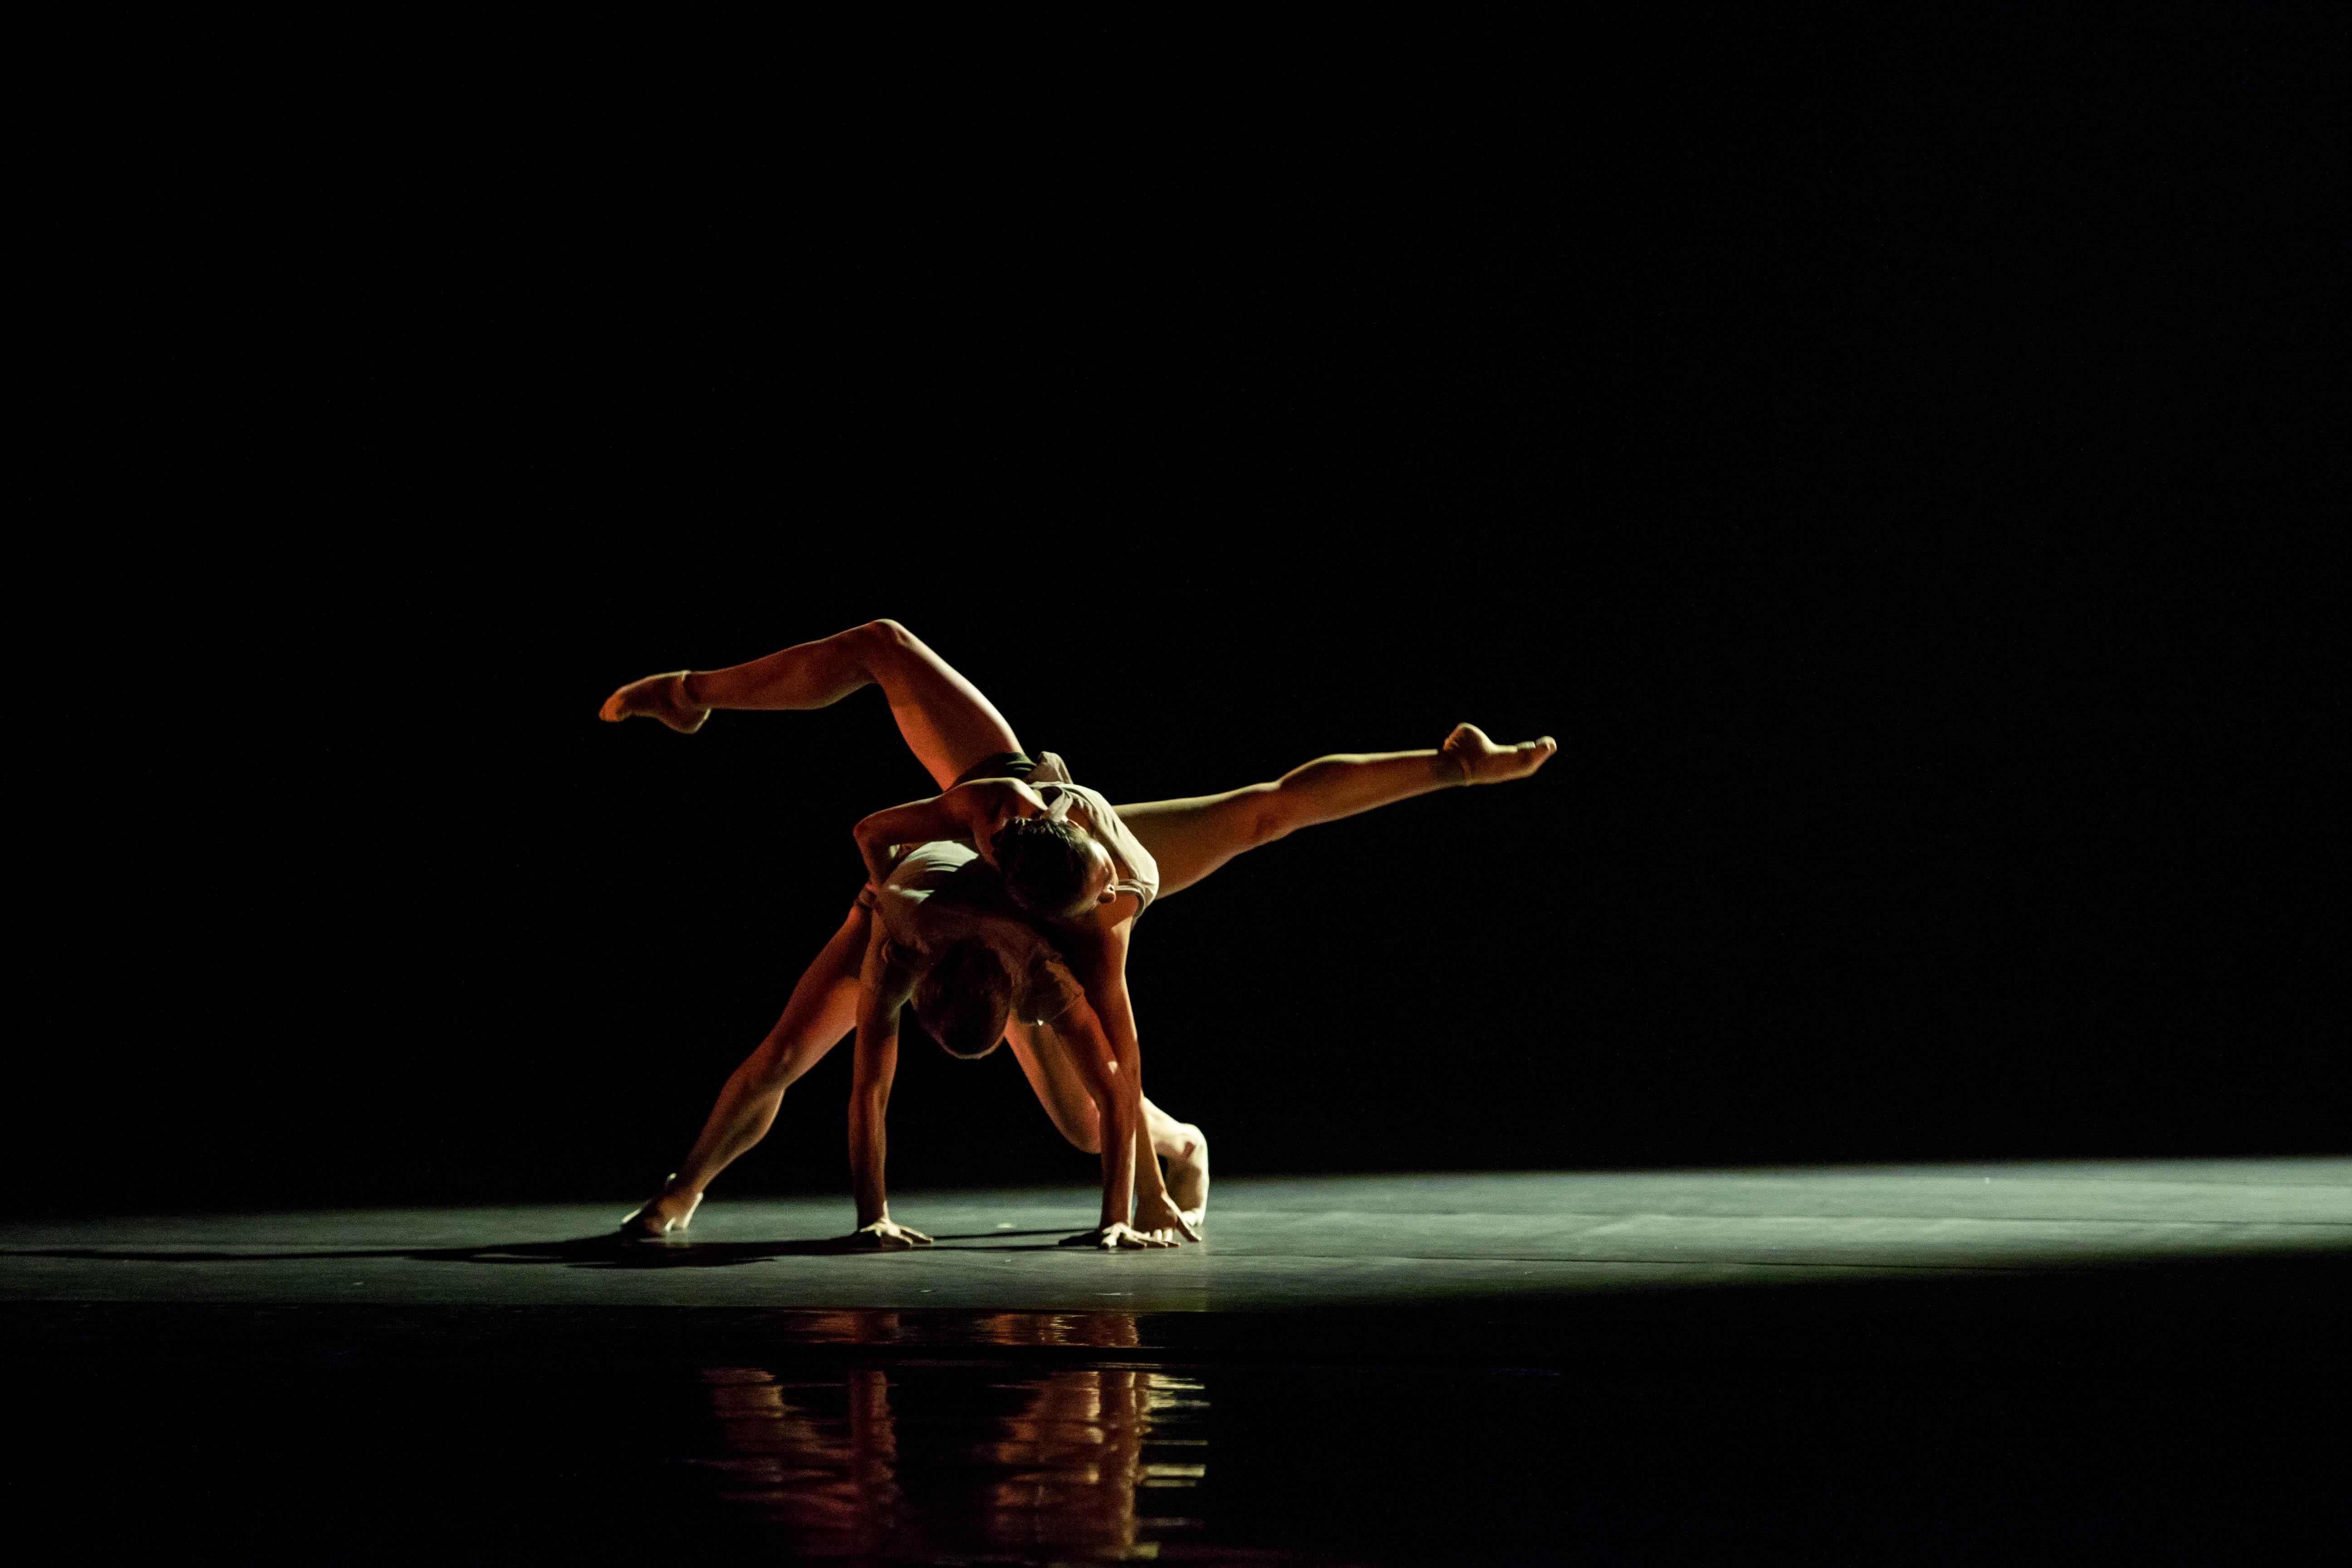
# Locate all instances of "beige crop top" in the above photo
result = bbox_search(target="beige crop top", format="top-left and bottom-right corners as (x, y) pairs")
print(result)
(1024, 753), (1158, 916)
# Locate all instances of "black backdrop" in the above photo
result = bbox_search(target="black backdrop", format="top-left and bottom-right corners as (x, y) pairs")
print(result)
(26, 15), (2337, 1213)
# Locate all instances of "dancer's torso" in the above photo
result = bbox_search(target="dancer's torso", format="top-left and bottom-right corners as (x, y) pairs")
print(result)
(864, 751), (1156, 1024)
(871, 841), (1082, 1025)
(933, 750), (1160, 915)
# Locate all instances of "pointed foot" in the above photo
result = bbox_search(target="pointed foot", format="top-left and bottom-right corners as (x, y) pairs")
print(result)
(1442, 723), (1557, 785)
(599, 672), (709, 734)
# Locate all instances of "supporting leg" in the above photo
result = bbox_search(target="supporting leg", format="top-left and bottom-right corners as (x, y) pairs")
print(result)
(1113, 723), (1557, 896)
(600, 620), (1024, 789)
(621, 905), (871, 1235)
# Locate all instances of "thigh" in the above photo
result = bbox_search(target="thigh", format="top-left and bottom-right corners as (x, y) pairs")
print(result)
(1109, 786), (1278, 897)
(865, 621), (1026, 790)
(755, 904), (873, 1082)
(1005, 1020), (1103, 1153)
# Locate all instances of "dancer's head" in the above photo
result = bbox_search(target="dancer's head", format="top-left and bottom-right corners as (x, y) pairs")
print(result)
(995, 816), (1116, 918)
(912, 939), (1013, 1058)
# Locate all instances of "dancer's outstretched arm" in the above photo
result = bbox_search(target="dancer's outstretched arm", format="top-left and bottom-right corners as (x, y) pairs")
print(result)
(846, 928), (931, 1249)
(1006, 1021), (1209, 1235)
(1054, 912), (1199, 1243)
(1043, 988), (1171, 1250)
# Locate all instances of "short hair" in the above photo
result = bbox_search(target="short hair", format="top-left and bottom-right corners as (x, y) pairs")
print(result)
(911, 939), (1013, 1058)
(995, 817), (1098, 916)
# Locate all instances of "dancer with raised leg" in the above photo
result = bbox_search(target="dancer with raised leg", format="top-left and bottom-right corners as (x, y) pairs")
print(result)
(601, 620), (1554, 1249)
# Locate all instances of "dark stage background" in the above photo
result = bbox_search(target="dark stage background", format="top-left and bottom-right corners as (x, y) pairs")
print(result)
(25, 15), (2337, 1212)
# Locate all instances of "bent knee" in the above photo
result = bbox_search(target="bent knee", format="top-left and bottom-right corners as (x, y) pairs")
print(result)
(848, 618), (932, 678)
(858, 618), (917, 652)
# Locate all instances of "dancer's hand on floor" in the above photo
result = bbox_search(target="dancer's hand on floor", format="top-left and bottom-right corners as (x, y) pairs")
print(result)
(848, 1219), (933, 1250)
(1070, 1222), (1177, 1250)
(1133, 1192), (1202, 1244)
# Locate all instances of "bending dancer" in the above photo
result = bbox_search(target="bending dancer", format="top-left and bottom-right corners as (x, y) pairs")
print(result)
(601, 621), (1554, 1248)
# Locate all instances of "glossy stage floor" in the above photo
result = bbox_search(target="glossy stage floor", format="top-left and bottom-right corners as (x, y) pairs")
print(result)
(9, 1161), (2348, 1563)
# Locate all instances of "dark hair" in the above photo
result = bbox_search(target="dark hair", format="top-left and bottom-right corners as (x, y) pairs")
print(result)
(911, 939), (1014, 1058)
(995, 817), (1097, 916)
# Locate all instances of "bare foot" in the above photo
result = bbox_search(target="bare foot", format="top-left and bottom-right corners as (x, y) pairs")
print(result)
(1166, 1122), (1210, 1232)
(617, 1181), (701, 1239)
(1441, 723), (1557, 785)
(1134, 1191), (1201, 1244)
(598, 671), (709, 734)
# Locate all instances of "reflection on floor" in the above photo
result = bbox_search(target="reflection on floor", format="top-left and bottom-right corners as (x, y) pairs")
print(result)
(6, 1162), (2347, 1562)
(685, 1312), (1200, 1562)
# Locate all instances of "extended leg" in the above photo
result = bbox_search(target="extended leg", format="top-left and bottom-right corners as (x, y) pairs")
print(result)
(600, 620), (1022, 790)
(621, 905), (870, 1235)
(1114, 723), (1557, 896)
(1005, 1019), (1210, 1226)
